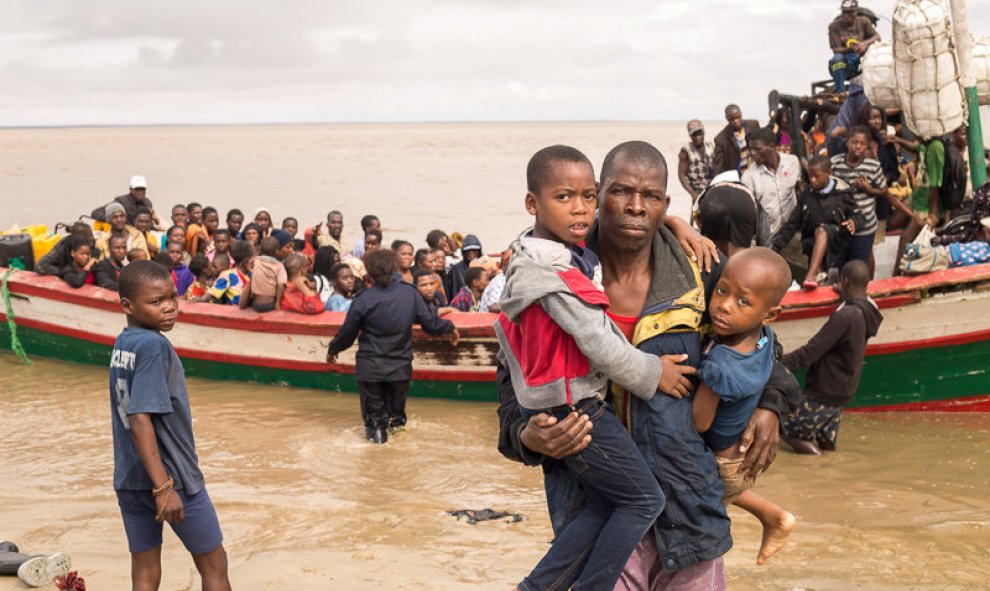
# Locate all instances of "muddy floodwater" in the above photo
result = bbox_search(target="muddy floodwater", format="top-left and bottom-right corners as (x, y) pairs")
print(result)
(1, 354), (988, 590)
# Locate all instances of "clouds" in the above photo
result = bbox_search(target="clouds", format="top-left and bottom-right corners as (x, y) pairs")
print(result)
(1, 0), (988, 125)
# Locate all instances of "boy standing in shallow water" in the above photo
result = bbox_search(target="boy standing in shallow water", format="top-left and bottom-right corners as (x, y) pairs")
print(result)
(692, 247), (796, 565)
(110, 261), (231, 590)
(498, 146), (693, 591)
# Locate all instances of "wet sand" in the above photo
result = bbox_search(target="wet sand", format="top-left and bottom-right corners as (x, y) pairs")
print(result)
(1, 354), (988, 590)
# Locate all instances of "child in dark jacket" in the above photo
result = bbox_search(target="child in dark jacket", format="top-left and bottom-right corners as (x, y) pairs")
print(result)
(59, 235), (97, 288)
(782, 260), (883, 454)
(327, 249), (459, 444)
(93, 234), (128, 291)
(771, 156), (864, 289)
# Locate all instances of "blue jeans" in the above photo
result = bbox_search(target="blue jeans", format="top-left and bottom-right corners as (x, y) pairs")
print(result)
(829, 52), (861, 93)
(520, 397), (665, 591)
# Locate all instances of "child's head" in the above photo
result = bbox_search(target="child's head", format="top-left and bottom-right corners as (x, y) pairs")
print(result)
(134, 207), (153, 233)
(364, 229), (383, 253)
(226, 208), (244, 235)
(108, 234), (128, 264)
(284, 253), (308, 279)
(213, 229), (231, 253)
(211, 253), (231, 276)
(413, 268), (436, 301)
(846, 126), (871, 159)
(188, 254), (212, 281)
(413, 248), (431, 270)
(153, 251), (174, 270)
(259, 236), (279, 257)
(363, 249), (395, 288)
(430, 247), (446, 272)
(807, 155), (833, 191)
(241, 223), (262, 245)
(119, 260), (179, 333)
(254, 208), (273, 233)
(68, 234), (92, 268)
(166, 241), (185, 267)
(186, 202), (203, 225)
(270, 229), (294, 259)
(391, 240), (414, 271)
(281, 216), (299, 238)
(838, 260), (871, 300)
(202, 207), (220, 233)
(166, 225), (186, 247)
(525, 145), (597, 246)
(360, 214), (381, 233)
(709, 247), (790, 339)
(69, 221), (94, 241)
(230, 240), (255, 269)
(464, 265), (490, 295)
(171, 204), (188, 227)
(330, 262), (355, 295)
(127, 248), (148, 263)
(425, 229), (451, 253)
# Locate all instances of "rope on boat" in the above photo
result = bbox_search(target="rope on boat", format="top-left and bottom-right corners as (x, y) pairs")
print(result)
(1, 268), (32, 366)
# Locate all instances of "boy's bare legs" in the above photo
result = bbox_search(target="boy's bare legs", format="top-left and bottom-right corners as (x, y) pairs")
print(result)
(732, 490), (795, 565)
(803, 226), (829, 286)
(131, 547), (162, 591)
(193, 545), (232, 591)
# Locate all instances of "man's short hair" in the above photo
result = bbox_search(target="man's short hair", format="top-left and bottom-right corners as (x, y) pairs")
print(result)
(748, 127), (777, 147)
(365, 228), (382, 242)
(202, 206), (218, 218)
(186, 202), (202, 212)
(360, 215), (380, 231)
(464, 266), (486, 288)
(808, 155), (833, 172)
(171, 204), (187, 214)
(412, 268), (433, 284)
(135, 206), (152, 218)
(214, 229), (230, 239)
(119, 260), (172, 302)
(327, 210), (343, 220)
(68, 234), (92, 253)
(259, 236), (279, 256)
(848, 125), (871, 141)
(841, 259), (871, 289)
(329, 262), (351, 281)
(226, 208), (244, 221)
(108, 234), (128, 247)
(600, 141), (668, 187)
(230, 240), (255, 264)
(725, 104), (741, 118)
(526, 145), (593, 193)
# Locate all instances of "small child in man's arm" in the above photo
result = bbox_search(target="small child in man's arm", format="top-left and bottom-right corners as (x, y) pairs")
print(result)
(110, 261), (231, 590)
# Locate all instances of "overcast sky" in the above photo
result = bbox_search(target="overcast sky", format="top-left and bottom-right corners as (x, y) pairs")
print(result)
(2, 0), (989, 126)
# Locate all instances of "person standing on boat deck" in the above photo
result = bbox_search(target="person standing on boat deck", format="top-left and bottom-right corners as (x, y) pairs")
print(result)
(742, 128), (805, 281)
(828, 0), (879, 93)
(678, 119), (715, 204)
(830, 126), (886, 275)
(713, 105), (761, 176)
(315, 210), (352, 255)
(498, 141), (793, 591)
(91, 175), (161, 228)
(781, 261), (882, 454)
(327, 249), (460, 444)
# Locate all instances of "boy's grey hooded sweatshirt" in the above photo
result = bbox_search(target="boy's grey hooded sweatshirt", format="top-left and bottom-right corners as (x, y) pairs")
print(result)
(494, 234), (661, 411)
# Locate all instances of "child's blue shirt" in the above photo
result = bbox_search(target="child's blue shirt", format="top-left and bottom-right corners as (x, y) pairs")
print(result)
(110, 326), (204, 494)
(698, 326), (775, 451)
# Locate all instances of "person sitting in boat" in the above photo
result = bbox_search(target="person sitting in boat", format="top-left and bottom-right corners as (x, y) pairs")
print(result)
(94, 234), (129, 291)
(449, 265), (489, 312)
(89, 174), (160, 228)
(828, 0), (879, 93)
(195, 239), (253, 306)
(164, 225), (191, 265)
(185, 255), (214, 301)
(238, 222), (263, 251)
(391, 240), (415, 283)
(477, 249), (510, 313)
(208, 229), (232, 265)
(252, 207), (274, 238)
(225, 208), (244, 238)
(412, 267), (452, 316)
(782, 260), (882, 454)
(58, 234), (97, 288)
(96, 203), (149, 260)
(127, 248), (148, 263)
(350, 214), (381, 259)
(429, 246), (449, 300)
(326, 248), (459, 444)
(184, 206), (220, 256)
(444, 233), (483, 297)
(313, 210), (350, 255)
(241, 234), (289, 313)
(133, 207), (159, 258)
(35, 222), (99, 276)
(771, 156), (864, 289)
(281, 216), (306, 253)
(165, 241), (195, 297)
(210, 252), (231, 279)
(678, 119), (715, 204)
(280, 253), (324, 315)
(325, 262), (355, 312)
(186, 202), (203, 226)
(170, 204), (188, 229)
(311, 246), (340, 305)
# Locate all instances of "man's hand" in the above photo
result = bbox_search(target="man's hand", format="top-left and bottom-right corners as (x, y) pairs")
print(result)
(156, 491), (185, 524)
(927, 213), (940, 229)
(519, 412), (593, 460)
(326, 352), (338, 365)
(658, 354), (697, 399)
(738, 408), (780, 478)
(449, 328), (460, 347)
(668, 218), (719, 273)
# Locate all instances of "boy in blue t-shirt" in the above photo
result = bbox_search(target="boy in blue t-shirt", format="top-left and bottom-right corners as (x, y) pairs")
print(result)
(110, 260), (231, 590)
(692, 247), (796, 567)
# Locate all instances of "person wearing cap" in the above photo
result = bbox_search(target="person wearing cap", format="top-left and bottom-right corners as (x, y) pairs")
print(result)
(94, 202), (150, 261)
(828, 0), (879, 93)
(678, 119), (715, 203)
(444, 233), (482, 298)
(90, 175), (160, 228)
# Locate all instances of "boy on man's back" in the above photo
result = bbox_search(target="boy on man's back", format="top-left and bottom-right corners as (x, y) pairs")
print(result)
(110, 261), (231, 590)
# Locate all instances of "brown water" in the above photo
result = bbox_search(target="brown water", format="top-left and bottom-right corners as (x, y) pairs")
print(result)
(1, 353), (988, 590)
(0, 122), (700, 251)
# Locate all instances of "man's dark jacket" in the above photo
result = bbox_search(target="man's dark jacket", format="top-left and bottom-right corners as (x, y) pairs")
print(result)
(712, 120), (761, 174)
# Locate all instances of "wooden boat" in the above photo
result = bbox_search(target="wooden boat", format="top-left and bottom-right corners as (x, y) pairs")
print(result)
(2, 264), (989, 411)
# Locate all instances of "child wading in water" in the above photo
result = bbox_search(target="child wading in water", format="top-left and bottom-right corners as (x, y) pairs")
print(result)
(498, 146), (688, 591)
(692, 247), (796, 565)
(110, 261), (231, 590)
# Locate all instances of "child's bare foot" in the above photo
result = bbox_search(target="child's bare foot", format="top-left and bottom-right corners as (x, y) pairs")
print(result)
(757, 511), (795, 565)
